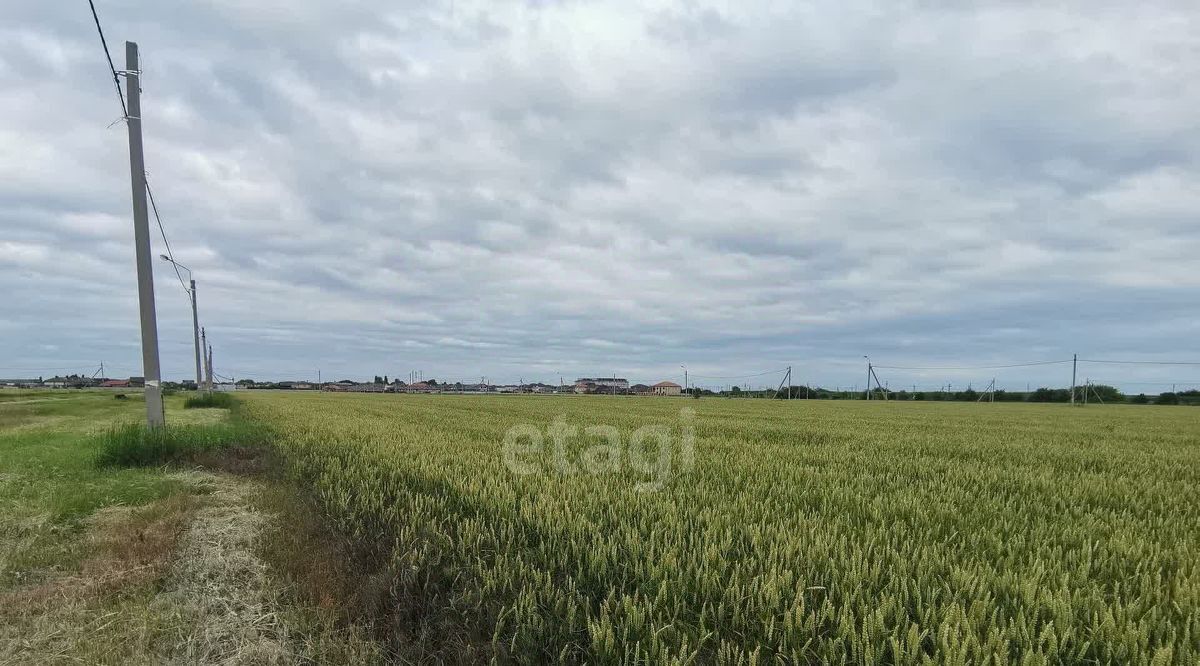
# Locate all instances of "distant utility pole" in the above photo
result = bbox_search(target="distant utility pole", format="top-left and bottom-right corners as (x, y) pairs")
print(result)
(1071, 353), (1077, 406)
(864, 356), (871, 401)
(159, 255), (202, 390)
(188, 278), (201, 389)
(773, 366), (792, 399)
(978, 378), (996, 403)
(121, 42), (164, 426)
(200, 327), (213, 390)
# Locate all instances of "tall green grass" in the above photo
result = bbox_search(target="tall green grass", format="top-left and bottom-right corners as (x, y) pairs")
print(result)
(95, 421), (268, 467)
(183, 392), (235, 409)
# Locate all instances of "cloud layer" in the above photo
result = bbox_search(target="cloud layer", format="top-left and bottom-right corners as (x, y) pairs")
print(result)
(2, 1), (1198, 390)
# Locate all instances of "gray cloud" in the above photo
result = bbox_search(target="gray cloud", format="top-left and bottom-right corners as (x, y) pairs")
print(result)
(1, 0), (1198, 391)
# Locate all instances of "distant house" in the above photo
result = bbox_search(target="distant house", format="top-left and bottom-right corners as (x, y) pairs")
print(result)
(574, 377), (629, 394)
(41, 374), (99, 389)
(100, 379), (130, 388)
(0, 378), (41, 388)
(652, 381), (682, 396)
(630, 384), (652, 396)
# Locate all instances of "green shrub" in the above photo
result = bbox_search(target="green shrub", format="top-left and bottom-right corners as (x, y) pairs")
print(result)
(184, 392), (235, 409)
(95, 421), (268, 467)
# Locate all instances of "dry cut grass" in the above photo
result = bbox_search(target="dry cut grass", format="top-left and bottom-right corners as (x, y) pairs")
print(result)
(0, 489), (199, 664)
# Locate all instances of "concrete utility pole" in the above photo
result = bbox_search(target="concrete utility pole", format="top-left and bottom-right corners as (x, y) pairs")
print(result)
(159, 256), (202, 390)
(200, 327), (211, 390)
(123, 41), (164, 427)
(1071, 353), (1077, 406)
(188, 279), (201, 389)
(864, 356), (872, 401)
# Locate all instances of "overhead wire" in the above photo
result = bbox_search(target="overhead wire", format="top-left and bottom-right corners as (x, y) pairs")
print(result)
(1079, 359), (1200, 366)
(873, 360), (1070, 369)
(86, 4), (192, 303)
(145, 177), (191, 297)
(87, 0), (126, 117)
(687, 367), (789, 380)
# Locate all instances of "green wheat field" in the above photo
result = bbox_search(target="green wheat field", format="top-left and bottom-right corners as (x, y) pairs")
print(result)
(236, 392), (1200, 664)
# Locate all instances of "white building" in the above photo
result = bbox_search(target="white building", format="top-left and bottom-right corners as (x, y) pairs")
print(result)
(652, 381), (682, 396)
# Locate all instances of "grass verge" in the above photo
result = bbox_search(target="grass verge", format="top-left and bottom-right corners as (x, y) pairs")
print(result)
(2, 391), (386, 662)
(94, 420), (270, 467)
(183, 392), (235, 409)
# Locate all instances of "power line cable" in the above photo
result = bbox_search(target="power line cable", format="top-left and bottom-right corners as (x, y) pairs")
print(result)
(1091, 380), (1200, 386)
(85, 5), (188, 303)
(873, 360), (1070, 369)
(86, 0), (126, 117)
(688, 367), (788, 380)
(1079, 359), (1200, 366)
(144, 177), (190, 297)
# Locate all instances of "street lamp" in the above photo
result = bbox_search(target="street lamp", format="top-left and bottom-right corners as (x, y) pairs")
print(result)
(159, 255), (204, 391)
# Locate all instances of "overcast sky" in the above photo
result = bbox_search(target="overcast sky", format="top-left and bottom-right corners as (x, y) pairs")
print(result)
(1, 1), (1197, 390)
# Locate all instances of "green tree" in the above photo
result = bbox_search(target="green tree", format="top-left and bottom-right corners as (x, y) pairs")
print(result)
(1083, 384), (1124, 403)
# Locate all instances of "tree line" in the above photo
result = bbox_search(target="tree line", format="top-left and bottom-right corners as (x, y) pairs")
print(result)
(768, 384), (1198, 405)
